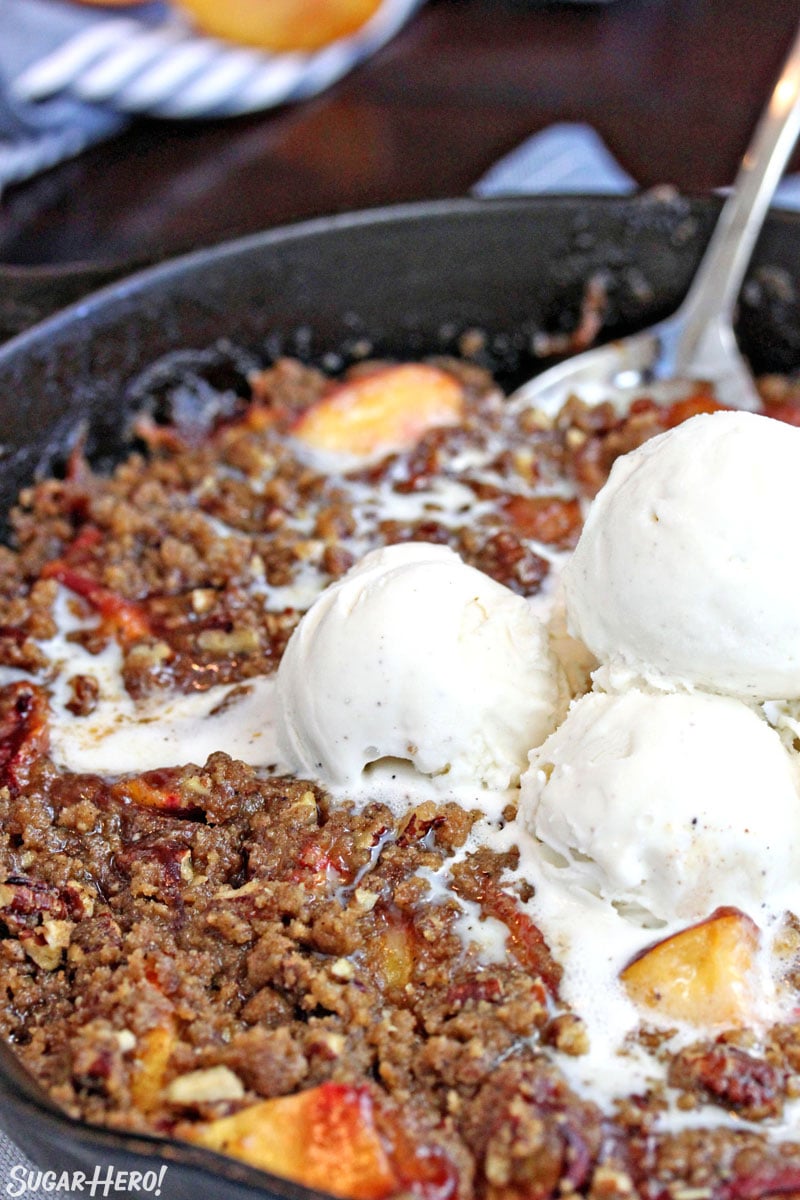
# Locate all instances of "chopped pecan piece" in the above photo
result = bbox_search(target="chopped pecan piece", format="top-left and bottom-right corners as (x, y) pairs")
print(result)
(0, 876), (68, 932)
(65, 673), (100, 716)
(500, 495), (582, 548)
(19, 919), (72, 970)
(668, 1042), (786, 1121)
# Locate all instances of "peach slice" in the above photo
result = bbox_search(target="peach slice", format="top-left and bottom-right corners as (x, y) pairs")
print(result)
(173, 0), (382, 52)
(620, 906), (759, 1028)
(131, 1025), (175, 1114)
(369, 917), (415, 994)
(292, 364), (464, 462)
(184, 1082), (398, 1200)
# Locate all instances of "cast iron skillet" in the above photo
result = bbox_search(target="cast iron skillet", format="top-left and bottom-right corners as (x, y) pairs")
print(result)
(1, 194), (800, 1199)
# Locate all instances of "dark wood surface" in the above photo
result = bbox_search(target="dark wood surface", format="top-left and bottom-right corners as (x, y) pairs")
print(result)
(1, 0), (799, 268)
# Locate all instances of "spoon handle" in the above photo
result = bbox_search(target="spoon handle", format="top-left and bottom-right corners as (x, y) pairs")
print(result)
(673, 20), (800, 371)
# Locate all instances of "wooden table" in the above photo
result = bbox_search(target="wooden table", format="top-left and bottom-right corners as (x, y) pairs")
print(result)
(1, 0), (799, 270)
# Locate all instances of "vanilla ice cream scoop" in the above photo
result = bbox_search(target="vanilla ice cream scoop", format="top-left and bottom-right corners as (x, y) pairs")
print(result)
(519, 689), (800, 926)
(563, 411), (800, 699)
(277, 542), (564, 798)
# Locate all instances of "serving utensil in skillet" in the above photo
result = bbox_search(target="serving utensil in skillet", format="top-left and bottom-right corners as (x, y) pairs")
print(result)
(510, 21), (800, 415)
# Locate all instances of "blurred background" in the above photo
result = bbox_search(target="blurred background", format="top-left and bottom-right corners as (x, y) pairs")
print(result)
(0, 0), (799, 272)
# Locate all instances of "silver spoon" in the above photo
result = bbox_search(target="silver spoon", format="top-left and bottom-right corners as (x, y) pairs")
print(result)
(511, 21), (800, 416)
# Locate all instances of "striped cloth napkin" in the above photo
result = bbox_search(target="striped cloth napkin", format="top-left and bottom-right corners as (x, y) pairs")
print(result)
(0, 0), (424, 194)
(474, 121), (800, 210)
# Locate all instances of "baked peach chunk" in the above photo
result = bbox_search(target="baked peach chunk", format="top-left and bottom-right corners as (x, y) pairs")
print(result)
(292, 364), (465, 461)
(368, 913), (415, 994)
(184, 1082), (397, 1200)
(620, 906), (759, 1028)
(173, 0), (381, 52)
(130, 1026), (176, 1114)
